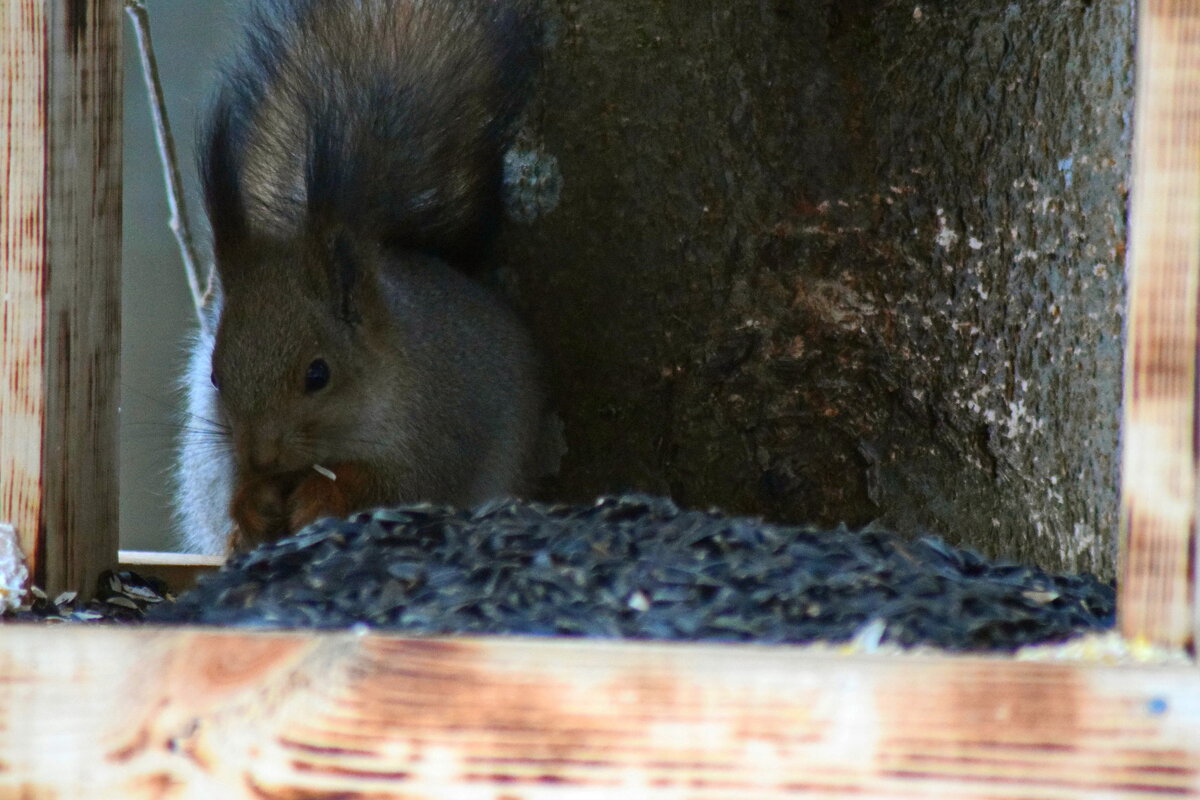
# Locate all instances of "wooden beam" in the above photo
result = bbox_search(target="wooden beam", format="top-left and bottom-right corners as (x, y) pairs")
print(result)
(1119, 0), (1200, 648)
(0, 1), (122, 594)
(0, 627), (1195, 798)
(117, 550), (223, 593)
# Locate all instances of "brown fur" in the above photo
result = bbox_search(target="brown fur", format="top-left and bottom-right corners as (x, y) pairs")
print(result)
(175, 0), (545, 556)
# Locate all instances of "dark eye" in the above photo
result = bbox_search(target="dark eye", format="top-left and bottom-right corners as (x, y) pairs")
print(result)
(210, 370), (221, 390)
(304, 358), (330, 393)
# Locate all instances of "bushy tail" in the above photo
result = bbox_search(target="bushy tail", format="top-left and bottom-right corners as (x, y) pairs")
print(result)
(200, 0), (539, 269)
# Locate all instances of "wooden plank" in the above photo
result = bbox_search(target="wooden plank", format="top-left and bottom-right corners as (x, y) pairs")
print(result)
(117, 550), (223, 593)
(0, 627), (1195, 798)
(1119, 0), (1200, 648)
(116, 550), (225, 569)
(0, 0), (50, 601)
(0, 0), (122, 594)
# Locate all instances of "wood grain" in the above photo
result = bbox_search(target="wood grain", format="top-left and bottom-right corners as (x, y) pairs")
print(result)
(0, 0), (122, 594)
(0, 0), (50, 601)
(1119, 0), (1200, 648)
(0, 627), (1195, 798)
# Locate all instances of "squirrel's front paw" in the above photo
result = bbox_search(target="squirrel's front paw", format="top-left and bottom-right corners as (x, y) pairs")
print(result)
(288, 462), (370, 532)
(230, 473), (294, 551)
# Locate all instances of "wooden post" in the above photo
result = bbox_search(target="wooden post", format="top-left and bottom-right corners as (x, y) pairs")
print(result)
(0, 1), (122, 595)
(1118, 0), (1200, 650)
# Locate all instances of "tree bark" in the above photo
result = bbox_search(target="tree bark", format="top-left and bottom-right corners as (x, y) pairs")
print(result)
(504, 0), (1132, 575)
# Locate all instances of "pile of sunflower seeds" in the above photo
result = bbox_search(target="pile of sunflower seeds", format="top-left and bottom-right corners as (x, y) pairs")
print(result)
(149, 495), (1115, 651)
(0, 570), (171, 624)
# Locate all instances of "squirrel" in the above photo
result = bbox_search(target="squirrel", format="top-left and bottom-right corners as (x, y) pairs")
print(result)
(173, 0), (547, 556)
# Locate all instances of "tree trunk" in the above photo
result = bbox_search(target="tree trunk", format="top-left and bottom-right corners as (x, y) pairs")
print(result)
(503, 0), (1132, 576)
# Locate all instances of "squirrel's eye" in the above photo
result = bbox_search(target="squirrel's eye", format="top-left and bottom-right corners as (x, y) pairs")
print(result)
(210, 370), (221, 390)
(305, 358), (330, 393)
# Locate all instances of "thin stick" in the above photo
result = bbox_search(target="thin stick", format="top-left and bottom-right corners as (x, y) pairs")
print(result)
(124, 0), (211, 335)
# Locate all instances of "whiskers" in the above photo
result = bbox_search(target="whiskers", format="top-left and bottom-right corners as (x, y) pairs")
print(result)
(175, 416), (388, 471)
(283, 430), (387, 478)
(326, 433), (390, 453)
(176, 409), (234, 458)
(120, 388), (230, 451)
(120, 388), (191, 445)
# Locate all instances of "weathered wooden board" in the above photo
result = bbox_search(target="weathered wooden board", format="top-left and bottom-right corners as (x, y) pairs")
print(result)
(117, 550), (223, 594)
(0, 0), (51, 593)
(0, 627), (1195, 799)
(0, 0), (122, 595)
(1119, 0), (1200, 647)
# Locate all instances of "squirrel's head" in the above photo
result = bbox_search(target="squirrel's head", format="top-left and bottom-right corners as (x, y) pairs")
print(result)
(209, 229), (402, 478)
(201, 86), (409, 478)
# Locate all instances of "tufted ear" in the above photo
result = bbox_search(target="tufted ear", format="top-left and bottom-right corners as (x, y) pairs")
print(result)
(297, 103), (375, 325)
(199, 89), (251, 275)
(325, 229), (365, 326)
(298, 225), (387, 331)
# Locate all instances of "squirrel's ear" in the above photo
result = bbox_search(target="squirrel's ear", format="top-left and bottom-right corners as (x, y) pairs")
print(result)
(199, 90), (250, 267)
(320, 229), (384, 326)
(328, 231), (361, 324)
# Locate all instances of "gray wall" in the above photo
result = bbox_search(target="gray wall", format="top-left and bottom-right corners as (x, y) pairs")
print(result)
(120, 2), (230, 551)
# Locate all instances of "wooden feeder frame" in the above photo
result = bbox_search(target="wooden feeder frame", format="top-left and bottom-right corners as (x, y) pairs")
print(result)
(2, 1), (1200, 796)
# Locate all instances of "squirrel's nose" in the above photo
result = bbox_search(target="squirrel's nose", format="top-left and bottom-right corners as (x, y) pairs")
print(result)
(239, 430), (282, 472)
(248, 448), (278, 472)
